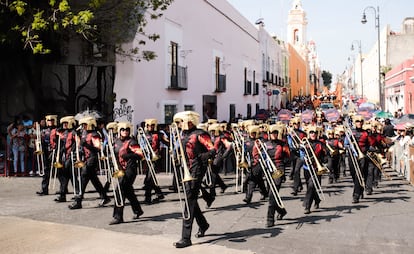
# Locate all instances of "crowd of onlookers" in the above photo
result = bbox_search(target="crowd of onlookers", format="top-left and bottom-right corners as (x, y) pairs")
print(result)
(1, 115), (39, 176)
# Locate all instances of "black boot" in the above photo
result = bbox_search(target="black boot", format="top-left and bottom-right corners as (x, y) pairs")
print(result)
(174, 239), (192, 248)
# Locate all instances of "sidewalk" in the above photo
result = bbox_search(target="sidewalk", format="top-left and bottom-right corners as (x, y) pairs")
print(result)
(0, 216), (252, 254)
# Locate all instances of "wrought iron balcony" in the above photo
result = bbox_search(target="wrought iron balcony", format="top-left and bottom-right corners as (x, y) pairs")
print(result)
(169, 65), (188, 90)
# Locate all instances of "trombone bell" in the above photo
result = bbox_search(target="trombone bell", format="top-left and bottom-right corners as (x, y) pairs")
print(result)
(272, 170), (284, 179)
(53, 162), (64, 169)
(34, 150), (44, 155)
(112, 170), (125, 178)
(74, 161), (85, 168)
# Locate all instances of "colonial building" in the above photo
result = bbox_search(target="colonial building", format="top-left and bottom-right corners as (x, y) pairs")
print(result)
(113, 0), (287, 124)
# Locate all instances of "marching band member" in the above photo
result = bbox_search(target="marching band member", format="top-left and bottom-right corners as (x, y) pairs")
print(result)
(36, 114), (58, 196)
(326, 128), (343, 184)
(109, 122), (145, 225)
(287, 117), (306, 196)
(348, 115), (369, 203)
(265, 123), (288, 227)
(174, 111), (216, 248)
(68, 116), (111, 209)
(209, 127), (231, 199)
(302, 125), (326, 214)
(142, 118), (165, 205)
(54, 116), (77, 202)
(243, 125), (268, 204)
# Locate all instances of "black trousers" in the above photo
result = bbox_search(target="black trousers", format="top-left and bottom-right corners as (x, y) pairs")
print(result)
(113, 167), (143, 220)
(303, 168), (321, 209)
(245, 164), (267, 202)
(328, 155), (340, 181)
(348, 156), (367, 200)
(209, 165), (227, 197)
(74, 158), (107, 203)
(267, 176), (285, 223)
(181, 181), (208, 241)
(143, 165), (163, 201)
(292, 157), (303, 192)
(58, 159), (72, 198)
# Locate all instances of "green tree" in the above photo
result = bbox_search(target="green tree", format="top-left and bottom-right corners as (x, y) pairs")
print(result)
(321, 70), (332, 89)
(0, 0), (173, 59)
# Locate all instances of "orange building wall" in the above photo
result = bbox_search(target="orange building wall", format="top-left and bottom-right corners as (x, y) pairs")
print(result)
(288, 44), (308, 100)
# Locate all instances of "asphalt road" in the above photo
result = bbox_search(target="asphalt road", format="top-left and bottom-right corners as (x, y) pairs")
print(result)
(1, 168), (413, 254)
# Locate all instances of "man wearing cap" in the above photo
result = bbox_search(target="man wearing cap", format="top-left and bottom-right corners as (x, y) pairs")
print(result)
(109, 122), (144, 225)
(173, 111), (216, 248)
(54, 116), (77, 202)
(68, 116), (110, 209)
(287, 117), (306, 196)
(142, 118), (165, 204)
(348, 115), (369, 203)
(36, 115), (58, 195)
(243, 125), (268, 204)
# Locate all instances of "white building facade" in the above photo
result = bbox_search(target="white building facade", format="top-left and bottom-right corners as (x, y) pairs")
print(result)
(113, 0), (285, 124)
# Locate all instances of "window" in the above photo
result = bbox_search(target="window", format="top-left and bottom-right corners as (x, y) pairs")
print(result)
(247, 104), (252, 119)
(169, 41), (187, 90)
(215, 56), (226, 92)
(164, 104), (177, 124)
(244, 68), (251, 95)
(184, 105), (194, 111)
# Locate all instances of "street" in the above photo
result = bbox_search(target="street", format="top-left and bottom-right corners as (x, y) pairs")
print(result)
(1, 168), (413, 254)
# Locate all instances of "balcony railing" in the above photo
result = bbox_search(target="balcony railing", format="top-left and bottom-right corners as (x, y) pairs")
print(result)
(215, 74), (226, 92)
(169, 65), (188, 90)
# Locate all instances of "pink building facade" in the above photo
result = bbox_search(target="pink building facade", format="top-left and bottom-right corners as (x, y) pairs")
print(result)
(384, 57), (414, 114)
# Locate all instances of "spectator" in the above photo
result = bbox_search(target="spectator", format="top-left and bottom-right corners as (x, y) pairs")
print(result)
(25, 120), (36, 175)
(10, 122), (27, 175)
(382, 119), (395, 137)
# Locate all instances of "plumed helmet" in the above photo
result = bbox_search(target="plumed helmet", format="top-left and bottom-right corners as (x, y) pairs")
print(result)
(180, 111), (200, 131)
(197, 123), (208, 131)
(290, 117), (301, 125)
(145, 118), (158, 131)
(208, 123), (221, 136)
(306, 125), (318, 136)
(45, 115), (58, 123)
(60, 116), (76, 129)
(117, 122), (133, 136)
(207, 119), (218, 125)
(269, 123), (286, 140)
(106, 122), (118, 134)
(326, 128), (334, 135)
(352, 115), (364, 123)
(247, 125), (260, 139)
(78, 116), (97, 131)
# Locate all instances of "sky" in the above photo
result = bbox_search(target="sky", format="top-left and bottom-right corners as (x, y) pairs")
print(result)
(226, 0), (414, 79)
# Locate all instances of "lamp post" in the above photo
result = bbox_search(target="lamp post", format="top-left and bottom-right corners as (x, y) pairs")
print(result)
(361, 6), (382, 109)
(351, 40), (364, 99)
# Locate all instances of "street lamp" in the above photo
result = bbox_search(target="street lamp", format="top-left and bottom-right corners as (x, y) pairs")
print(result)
(361, 6), (382, 109)
(351, 40), (364, 99)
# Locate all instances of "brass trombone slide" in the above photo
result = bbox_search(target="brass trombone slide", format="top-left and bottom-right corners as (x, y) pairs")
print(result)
(255, 139), (285, 208)
(232, 128), (248, 193)
(137, 127), (160, 187)
(301, 138), (327, 201)
(34, 123), (45, 176)
(106, 133), (124, 207)
(343, 122), (366, 188)
(169, 123), (195, 220)
(50, 135), (64, 190)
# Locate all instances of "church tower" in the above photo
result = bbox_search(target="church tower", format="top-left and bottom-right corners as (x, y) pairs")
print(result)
(287, 0), (308, 57)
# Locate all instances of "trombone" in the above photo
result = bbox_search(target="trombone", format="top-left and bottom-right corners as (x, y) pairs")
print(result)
(137, 127), (160, 187)
(232, 127), (248, 193)
(50, 135), (64, 190)
(367, 151), (391, 180)
(301, 138), (328, 201)
(106, 132), (124, 207)
(170, 123), (195, 220)
(255, 139), (285, 208)
(72, 134), (84, 196)
(343, 122), (366, 188)
(34, 123), (45, 176)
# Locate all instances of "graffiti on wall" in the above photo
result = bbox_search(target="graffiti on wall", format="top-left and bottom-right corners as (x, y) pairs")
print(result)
(114, 98), (134, 122)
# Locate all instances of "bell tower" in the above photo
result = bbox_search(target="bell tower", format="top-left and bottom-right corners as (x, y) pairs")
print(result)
(287, 0), (308, 51)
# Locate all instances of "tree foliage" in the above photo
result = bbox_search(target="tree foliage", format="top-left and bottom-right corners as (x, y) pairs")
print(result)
(321, 70), (332, 88)
(0, 0), (173, 60)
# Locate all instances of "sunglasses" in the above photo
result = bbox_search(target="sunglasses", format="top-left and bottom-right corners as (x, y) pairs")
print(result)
(120, 128), (130, 131)
(309, 131), (316, 134)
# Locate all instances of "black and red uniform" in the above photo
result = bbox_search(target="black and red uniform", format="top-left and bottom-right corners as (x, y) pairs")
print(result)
(56, 127), (76, 202)
(142, 130), (164, 204)
(265, 136), (288, 227)
(111, 136), (144, 223)
(289, 129), (306, 195)
(37, 124), (56, 195)
(349, 127), (369, 202)
(302, 138), (326, 211)
(178, 126), (216, 246)
(244, 136), (268, 204)
(68, 129), (109, 209)
(326, 136), (342, 183)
